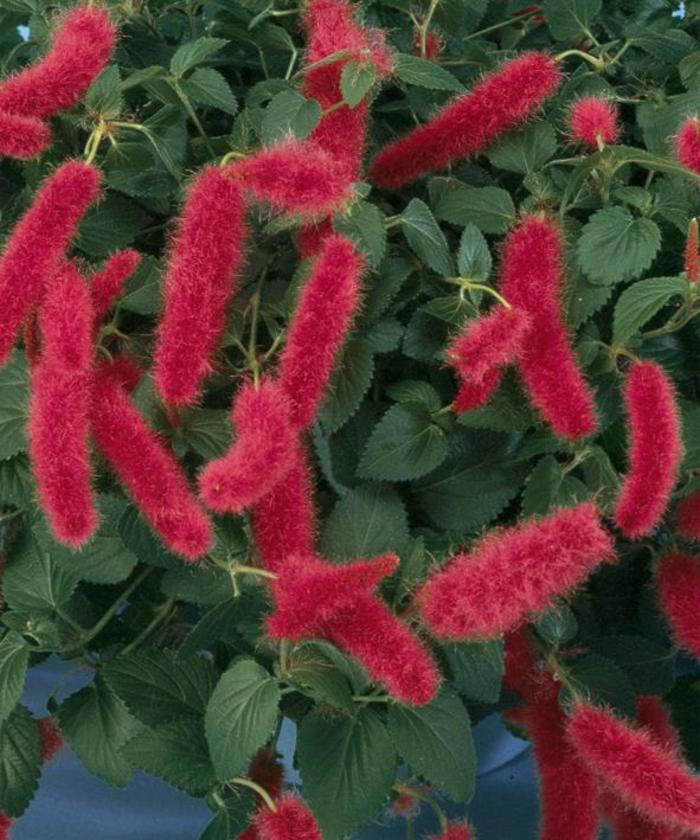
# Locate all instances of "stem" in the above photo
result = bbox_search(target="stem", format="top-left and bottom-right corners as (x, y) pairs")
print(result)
(172, 81), (215, 156)
(231, 564), (277, 580)
(419, 0), (439, 58)
(393, 782), (447, 832)
(231, 777), (277, 811)
(554, 49), (605, 70)
(0, 509), (23, 524)
(462, 8), (540, 42)
(445, 277), (511, 308)
(120, 598), (176, 656)
(220, 150), (247, 166)
(352, 694), (390, 703)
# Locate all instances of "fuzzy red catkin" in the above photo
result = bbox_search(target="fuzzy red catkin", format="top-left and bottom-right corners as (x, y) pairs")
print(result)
(677, 118), (700, 174)
(0, 6), (115, 120)
(613, 361), (683, 538)
(677, 491), (700, 540)
(601, 697), (688, 840)
(199, 379), (296, 513)
(453, 369), (502, 413)
(277, 234), (362, 430)
(685, 218), (699, 284)
(0, 110), (51, 159)
(90, 249), (141, 324)
(254, 796), (322, 840)
(428, 823), (473, 840)
(419, 502), (615, 640)
(568, 97), (619, 148)
(29, 263), (97, 547)
(250, 444), (316, 572)
(37, 716), (63, 763)
(499, 214), (597, 440)
(0, 815), (11, 840)
(0, 161), (100, 366)
(91, 360), (213, 560)
(232, 142), (352, 218)
(296, 220), (334, 259)
(369, 52), (560, 189)
(566, 702), (700, 836)
(268, 553), (440, 705)
(656, 552), (700, 660)
(154, 167), (246, 406)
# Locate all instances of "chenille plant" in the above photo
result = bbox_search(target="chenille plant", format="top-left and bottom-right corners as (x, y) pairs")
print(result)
(2, 1), (700, 838)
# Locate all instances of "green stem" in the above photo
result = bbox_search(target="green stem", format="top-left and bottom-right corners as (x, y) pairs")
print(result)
(231, 777), (277, 811)
(120, 598), (176, 656)
(555, 49), (605, 70)
(231, 564), (277, 580)
(172, 81), (215, 156)
(393, 782), (447, 832)
(461, 8), (540, 42)
(352, 694), (390, 703)
(419, 0), (439, 59)
(445, 277), (511, 308)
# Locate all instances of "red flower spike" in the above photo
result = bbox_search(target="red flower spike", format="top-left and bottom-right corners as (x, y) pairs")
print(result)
(503, 627), (538, 696)
(246, 747), (285, 803)
(91, 360), (213, 560)
(685, 218), (699, 283)
(0, 161), (100, 366)
(568, 97), (619, 148)
(613, 361), (682, 539)
(29, 263), (97, 547)
(37, 716), (63, 763)
(369, 52), (560, 189)
(0, 6), (115, 120)
(601, 697), (687, 840)
(428, 823), (474, 840)
(296, 219), (334, 259)
(412, 30), (444, 61)
(199, 379), (296, 513)
(499, 215), (597, 440)
(453, 368), (502, 413)
(99, 354), (143, 394)
(419, 502), (615, 640)
(90, 249), (141, 324)
(566, 702), (700, 836)
(677, 117), (700, 174)
(656, 552), (700, 660)
(269, 553), (440, 705)
(232, 142), (352, 218)
(677, 491), (700, 540)
(0, 815), (11, 840)
(250, 444), (316, 573)
(154, 167), (246, 406)
(0, 110), (51, 159)
(278, 234), (363, 430)
(521, 674), (600, 840)
(254, 796), (322, 840)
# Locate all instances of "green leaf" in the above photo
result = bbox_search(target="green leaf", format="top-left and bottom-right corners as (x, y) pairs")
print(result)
(357, 403), (448, 481)
(78, 194), (150, 258)
(0, 632), (28, 727)
(297, 708), (396, 838)
(160, 564), (232, 605)
(84, 65), (123, 120)
(57, 677), (142, 786)
(0, 455), (32, 507)
(286, 649), (355, 715)
(535, 603), (578, 646)
(35, 496), (138, 585)
(179, 408), (232, 459)
(589, 635), (675, 697)
(388, 687), (475, 801)
(103, 650), (216, 726)
(577, 207), (662, 286)
(521, 455), (589, 516)
(121, 716), (216, 795)
(261, 89), (321, 143)
(442, 640), (504, 704)
(562, 653), (636, 718)
(433, 183), (516, 234)
(0, 704), (41, 818)
(457, 223), (492, 282)
(319, 337), (375, 432)
(0, 352), (29, 460)
(542, 0), (601, 40)
(612, 276), (687, 346)
(487, 121), (557, 175)
(321, 485), (409, 559)
(118, 506), (180, 570)
(2, 529), (78, 613)
(170, 37), (229, 77)
(392, 54), (463, 91)
(180, 67), (238, 115)
(204, 659), (281, 781)
(334, 202), (386, 269)
(178, 601), (243, 659)
(198, 810), (231, 840)
(340, 60), (376, 106)
(385, 380), (441, 412)
(401, 199), (453, 276)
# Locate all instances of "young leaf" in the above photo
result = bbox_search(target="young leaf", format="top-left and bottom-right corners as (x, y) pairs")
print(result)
(340, 60), (376, 107)
(401, 198), (453, 276)
(261, 89), (321, 143)
(457, 223), (492, 282)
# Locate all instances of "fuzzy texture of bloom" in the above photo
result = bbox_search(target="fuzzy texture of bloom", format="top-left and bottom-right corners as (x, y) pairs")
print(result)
(0, 110), (51, 159)
(269, 552), (440, 705)
(0, 161), (99, 366)
(0, 6), (115, 119)
(566, 702), (700, 836)
(233, 143), (352, 218)
(601, 697), (688, 840)
(28, 263), (97, 547)
(0, 816), (11, 840)
(420, 502), (615, 640)
(278, 234), (362, 430)
(413, 30), (444, 61)
(568, 97), (619, 148)
(90, 249), (141, 323)
(677, 118), (700, 174)
(686, 218), (699, 283)
(91, 360), (213, 560)
(503, 627), (538, 696)
(37, 716), (63, 763)
(448, 307), (529, 413)
(428, 824), (473, 840)
(369, 52), (560, 189)
(199, 379), (296, 513)
(656, 552), (700, 660)
(254, 796), (322, 840)
(154, 167), (246, 406)
(499, 215), (597, 440)
(251, 444), (316, 572)
(676, 491), (700, 541)
(613, 361), (682, 538)
(296, 220), (334, 259)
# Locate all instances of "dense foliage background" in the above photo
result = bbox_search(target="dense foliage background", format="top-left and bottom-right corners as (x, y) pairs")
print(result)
(2, 0), (700, 837)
